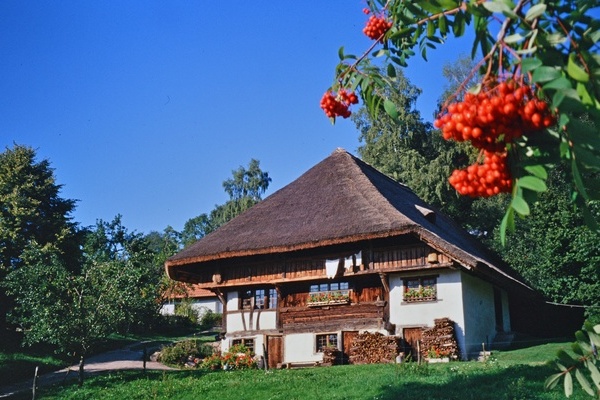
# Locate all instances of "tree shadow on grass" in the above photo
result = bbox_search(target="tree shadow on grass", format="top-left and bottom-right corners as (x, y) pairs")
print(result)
(376, 363), (584, 400)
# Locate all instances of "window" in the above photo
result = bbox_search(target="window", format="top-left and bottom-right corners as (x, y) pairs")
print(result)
(308, 282), (351, 306)
(316, 333), (338, 352)
(232, 338), (254, 353)
(240, 288), (278, 310)
(403, 276), (437, 302)
(310, 282), (349, 292)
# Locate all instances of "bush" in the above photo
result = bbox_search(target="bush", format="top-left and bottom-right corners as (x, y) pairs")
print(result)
(159, 339), (214, 367)
(200, 343), (257, 371)
(174, 298), (199, 324)
(199, 310), (222, 330)
(154, 315), (197, 335)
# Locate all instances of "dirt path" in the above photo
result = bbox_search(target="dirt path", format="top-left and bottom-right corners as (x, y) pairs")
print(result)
(0, 342), (175, 398)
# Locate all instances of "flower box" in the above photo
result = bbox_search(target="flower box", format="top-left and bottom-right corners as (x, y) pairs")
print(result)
(307, 298), (350, 307)
(403, 295), (437, 302)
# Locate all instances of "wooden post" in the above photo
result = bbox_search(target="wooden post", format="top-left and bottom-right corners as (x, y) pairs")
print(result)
(78, 356), (84, 387)
(262, 343), (268, 372)
(32, 366), (38, 400)
(143, 346), (147, 373)
(417, 340), (421, 364)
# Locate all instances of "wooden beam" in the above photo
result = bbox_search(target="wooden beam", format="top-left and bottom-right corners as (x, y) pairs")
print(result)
(379, 273), (390, 294)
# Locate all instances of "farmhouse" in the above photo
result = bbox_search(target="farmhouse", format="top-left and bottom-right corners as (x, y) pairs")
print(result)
(165, 149), (571, 366)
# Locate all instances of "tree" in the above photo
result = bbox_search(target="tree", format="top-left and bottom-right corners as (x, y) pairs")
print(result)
(490, 165), (600, 322)
(181, 159), (271, 246)
(0, 145), (81, 337)
(354, 64), (507, 235)
(324, 0), (600, 242)
(325, 2), (600, 395)
(4, 215), (166, 385)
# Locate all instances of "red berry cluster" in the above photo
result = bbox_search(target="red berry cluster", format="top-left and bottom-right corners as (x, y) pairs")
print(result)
(435, 80), (556, 197)
(448, 151), (512, 197)
(434, 81), (556, 153)
(363, 15), (392, 41)
(320, 89), (359, 119)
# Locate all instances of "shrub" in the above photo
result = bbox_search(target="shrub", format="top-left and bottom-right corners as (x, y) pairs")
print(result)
(174, 298), (199, 324)
(199, 310), (222, 330)
(200, 343), (257, 371)
(159, 339), (214, 367)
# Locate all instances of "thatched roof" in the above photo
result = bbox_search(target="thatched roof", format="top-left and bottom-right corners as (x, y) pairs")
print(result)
(166, 148), (531, 293)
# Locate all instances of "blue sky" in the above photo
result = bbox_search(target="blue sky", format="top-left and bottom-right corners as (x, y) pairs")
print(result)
(2, 1), (472, 234)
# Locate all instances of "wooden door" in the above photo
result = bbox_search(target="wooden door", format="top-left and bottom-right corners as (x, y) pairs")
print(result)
(402, 327), (423, 361)
(267, 335), (283, 369)
(342, 331), (358, 364)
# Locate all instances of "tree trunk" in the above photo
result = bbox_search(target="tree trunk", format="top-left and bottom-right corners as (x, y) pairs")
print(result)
(78, 356), (84, 387)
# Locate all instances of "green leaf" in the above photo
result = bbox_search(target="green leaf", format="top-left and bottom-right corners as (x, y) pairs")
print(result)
(568, 119), (600, 152)
(439, 15), (448, 35)
(545, 372), (564, 390)
(482, 1), (516, 18)
(338, 47), (345, 61)
(575, 369), (594, 396)
(453, 11), (465, 37)
(427, 20), (435, 38)
(504, 33), (523, 43)
(564, 371), (573, 398)
(576, 82), (594, 106)
(511, 195), (530, 216)
(532, 66), (562, 83)
(557, 349), (575, 366)
(517, 176), (547, 192)
(500, 207), (514, 246)
(588, 360), (600, 390)
(543, 76), (573, 90)
(572, 159), (590, 201)
(524, 165), (548, 179)
(521, 57), (542, 73)
(525, 3), (546, 21)
(574, 146), (600, 171)
(589, 331), (600, 348)
(567, 52), (589, 83)
(384, 99), (399, 121)
(387, 63), (397, 78)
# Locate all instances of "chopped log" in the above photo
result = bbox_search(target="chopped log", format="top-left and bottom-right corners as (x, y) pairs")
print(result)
(348, 332), (399, 364)
(420, 317), (460, 360)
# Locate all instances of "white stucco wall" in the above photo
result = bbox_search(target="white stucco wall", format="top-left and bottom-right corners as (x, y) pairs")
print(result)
(284, 333), (325, 364)
(389, 269), (467, 359)
(159, 297), (222, 317)
(460, 272), (500, 359)
(226, 310), (277, 332)
(501, 289), (511, 332)
(225, 291), (277, 333)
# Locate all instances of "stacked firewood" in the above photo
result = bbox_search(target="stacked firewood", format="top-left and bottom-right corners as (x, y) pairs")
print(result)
(349, 332), (399, 364)
(321, 347), (339, 366)
(420, 318), (460, 360)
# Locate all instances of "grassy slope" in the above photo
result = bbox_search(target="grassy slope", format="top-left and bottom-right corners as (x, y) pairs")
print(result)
(34, 341), (589, 400)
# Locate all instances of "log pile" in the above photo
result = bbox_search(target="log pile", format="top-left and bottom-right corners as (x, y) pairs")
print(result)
(420, 318), (460, 360)
(349, 332), (399, 364)
(321, 347), (339, 366)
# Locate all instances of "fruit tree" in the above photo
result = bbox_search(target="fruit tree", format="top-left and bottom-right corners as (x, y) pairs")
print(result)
(323, 1), (599, 396)
(322, 0), (600, 245)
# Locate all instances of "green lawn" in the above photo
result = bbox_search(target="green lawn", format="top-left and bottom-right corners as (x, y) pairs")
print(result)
(0, 328), (209, 389)
(28, 341), (589, 400)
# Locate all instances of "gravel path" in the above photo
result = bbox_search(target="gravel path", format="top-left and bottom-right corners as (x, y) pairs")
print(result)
(0, 342), (175, 398)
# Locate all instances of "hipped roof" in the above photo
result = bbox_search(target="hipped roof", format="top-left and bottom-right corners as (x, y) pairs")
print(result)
(166, 149), (532, 293)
